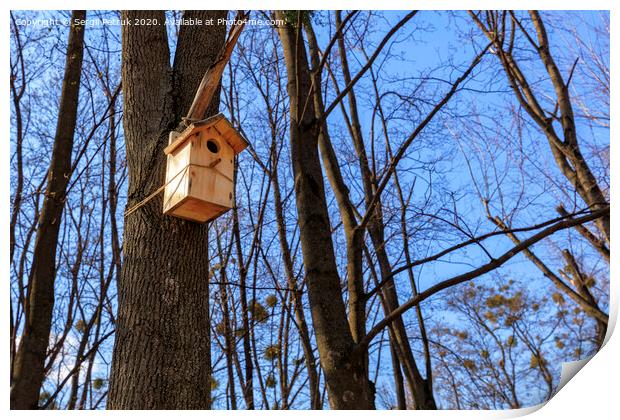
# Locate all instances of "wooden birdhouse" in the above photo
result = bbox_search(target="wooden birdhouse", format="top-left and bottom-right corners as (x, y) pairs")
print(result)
(162, 113), (249, 223)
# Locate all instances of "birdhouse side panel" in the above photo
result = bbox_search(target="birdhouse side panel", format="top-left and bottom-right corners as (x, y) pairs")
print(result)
(163, 143), (191, 213)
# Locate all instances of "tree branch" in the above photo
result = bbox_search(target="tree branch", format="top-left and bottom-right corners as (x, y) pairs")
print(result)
(361, 206), (609, 347)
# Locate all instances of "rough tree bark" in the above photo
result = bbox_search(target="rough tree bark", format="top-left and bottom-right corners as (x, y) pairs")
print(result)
(106, 10), (227, 409)
(275, 11), (376, 409)
(10, 11), (86, 410)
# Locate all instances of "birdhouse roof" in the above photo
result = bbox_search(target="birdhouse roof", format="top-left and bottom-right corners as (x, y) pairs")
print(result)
(164, 113), (250, 156)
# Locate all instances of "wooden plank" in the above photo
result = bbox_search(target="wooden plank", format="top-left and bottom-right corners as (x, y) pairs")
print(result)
(168, 130), (181, 145)
(185, 11), (248, 121)
(187, 161), (234, 209)
(191, 129), (234, 173)
(164, 126), (199, 155)
(214, 118), (249, 154)
(166, 196), (229, 223)
(165, 113), (249, 156)
(162, 144), (191, 213)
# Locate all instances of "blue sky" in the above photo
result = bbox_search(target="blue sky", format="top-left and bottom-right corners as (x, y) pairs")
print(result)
(9, 9), (610, 409)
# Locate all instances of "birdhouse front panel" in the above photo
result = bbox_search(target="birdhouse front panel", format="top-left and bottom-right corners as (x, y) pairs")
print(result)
(187, 127), (235, 208)
(163, 129), (234, 222)
(162, 114), (249, 223)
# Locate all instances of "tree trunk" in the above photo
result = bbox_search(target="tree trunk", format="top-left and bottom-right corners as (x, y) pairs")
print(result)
(232, 204), (255, 409)
(270, 148), (321, 409)
(106, 10), (227, 409)
(528, 10), (609, 243)
(389, 343), (407, 409)
(333, 10), (436, 409)
(10, 11), (86, 409)
(275, 11), (375, 409)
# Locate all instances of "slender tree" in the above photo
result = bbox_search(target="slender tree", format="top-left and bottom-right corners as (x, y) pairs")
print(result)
(11, 11), (86, 409)
(275, 11), (377, 409)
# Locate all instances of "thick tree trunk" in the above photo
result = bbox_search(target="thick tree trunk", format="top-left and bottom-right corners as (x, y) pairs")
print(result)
(106, 10), (227, 409)
(275, 12), (375, 409)
(303, 21), (366, 346)
(10, 11), (86, 409)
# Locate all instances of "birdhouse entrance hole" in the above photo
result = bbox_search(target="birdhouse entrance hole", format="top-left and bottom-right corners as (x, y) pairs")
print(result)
(206, 139), (220, 154)
(162, 113), (249, 223)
